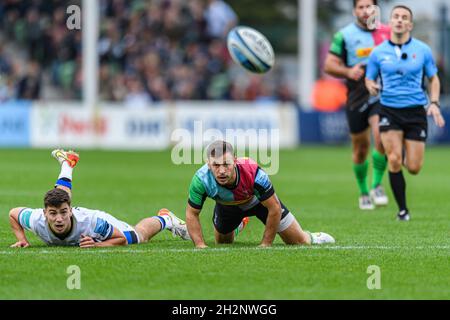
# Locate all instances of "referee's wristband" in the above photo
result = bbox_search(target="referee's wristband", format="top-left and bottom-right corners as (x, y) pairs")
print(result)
(431, 101), (441, 108)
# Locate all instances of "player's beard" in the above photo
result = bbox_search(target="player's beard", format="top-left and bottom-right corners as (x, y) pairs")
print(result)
(216, 167), (237, 187)
(356, 15), (369, 29)
(216, 174), (232, 186)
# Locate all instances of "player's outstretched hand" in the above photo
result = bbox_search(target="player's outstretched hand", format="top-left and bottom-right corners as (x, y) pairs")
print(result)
(195, 243), (208, 249)
(258, 243), (272, 248)
(79, 235), (96, 248)
(427, 104), (446, 128)
(10, 241), (30, 248)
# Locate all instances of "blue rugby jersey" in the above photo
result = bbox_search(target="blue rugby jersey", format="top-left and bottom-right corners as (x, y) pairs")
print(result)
(366, 38), (438, 108)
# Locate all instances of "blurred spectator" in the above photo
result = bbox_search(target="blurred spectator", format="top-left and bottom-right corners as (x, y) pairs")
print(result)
(0, 43), (12, 75)
(124, 74), (152, 108)
(0, 0), (293, 103)
(16, 61), (41, 100)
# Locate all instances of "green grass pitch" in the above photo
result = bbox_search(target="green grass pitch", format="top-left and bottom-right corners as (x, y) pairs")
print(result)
(0, 147), (449, 299)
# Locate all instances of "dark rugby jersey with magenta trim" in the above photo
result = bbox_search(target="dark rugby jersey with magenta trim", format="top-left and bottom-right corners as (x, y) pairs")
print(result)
(188, 158), (274, 210)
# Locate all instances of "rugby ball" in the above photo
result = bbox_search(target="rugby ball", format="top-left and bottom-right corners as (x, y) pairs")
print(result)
(227, 26), (275, 74)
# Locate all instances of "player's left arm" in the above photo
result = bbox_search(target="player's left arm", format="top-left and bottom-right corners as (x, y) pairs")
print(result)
(427, 75), (445, 127)
(259, 194), (282, 247)
(80, 216), (127, 248)
(79, 228), (127, 248)
(424, 48), (445, 127)
(254, 167), (280, 247)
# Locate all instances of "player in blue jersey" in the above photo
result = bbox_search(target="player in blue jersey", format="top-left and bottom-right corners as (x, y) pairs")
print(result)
(365, 5), (445, 221)
(185, 140), (335, 248)
(9, 149), (190, 248)
(325, 0), (390, 211)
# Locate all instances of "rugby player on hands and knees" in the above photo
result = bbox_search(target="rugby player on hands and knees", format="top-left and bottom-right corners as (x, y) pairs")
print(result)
(9, 149), (190, 248)
(185, 140), (335, 248)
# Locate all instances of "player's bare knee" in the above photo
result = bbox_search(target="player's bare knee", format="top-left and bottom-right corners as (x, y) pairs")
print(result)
(134, 228), (148, 243)
(284, 234), (309, 246)
(299, 232), (311, 245)
(387, 153), (402, 168)
(407, 165), (422, 175)
(215, 232), (234, 244)
(216, 238), (234, 244)
(9, 207), (21, 218)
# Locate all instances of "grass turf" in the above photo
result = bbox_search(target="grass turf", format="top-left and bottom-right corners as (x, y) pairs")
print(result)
(0, 147), (449, 299)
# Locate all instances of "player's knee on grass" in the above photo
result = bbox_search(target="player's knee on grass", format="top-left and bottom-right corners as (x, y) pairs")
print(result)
(134, 217), (162, 242)
(278, 219), (311, 245)
(215, 230), (234, 244)
(9, 207), (23, 219)
(55, 185), (72, 199)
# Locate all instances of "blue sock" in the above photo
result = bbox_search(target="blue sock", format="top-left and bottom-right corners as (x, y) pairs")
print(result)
(55, 178), (72, 190)
(154, 216), (166, 230)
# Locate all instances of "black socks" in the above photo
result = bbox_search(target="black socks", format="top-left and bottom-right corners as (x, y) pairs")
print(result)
(389, 171), (408, 212)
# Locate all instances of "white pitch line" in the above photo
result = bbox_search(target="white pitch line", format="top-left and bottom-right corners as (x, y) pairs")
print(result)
(0, 245), (449, 255)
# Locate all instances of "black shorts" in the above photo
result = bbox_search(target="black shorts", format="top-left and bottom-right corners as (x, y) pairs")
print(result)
(213, 201), (291, 235)
(378, 105), (428, 142)
(346, 102), (380, 134)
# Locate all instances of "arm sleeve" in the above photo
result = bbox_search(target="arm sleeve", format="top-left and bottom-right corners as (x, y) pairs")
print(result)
(90, 216), (114, 241)
(188, 175), (207, 210)
(18, 208), (39, 232)
(366, 51), (380, 81)
(329, 31), (346, 60)
(254, 167), (275, 202)
(424, 47), (438, 78)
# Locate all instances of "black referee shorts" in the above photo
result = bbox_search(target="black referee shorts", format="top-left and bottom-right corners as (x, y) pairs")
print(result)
(378, 105), (428, 142)
(346, 102), (380, 134)
(213, 201), (291, 235)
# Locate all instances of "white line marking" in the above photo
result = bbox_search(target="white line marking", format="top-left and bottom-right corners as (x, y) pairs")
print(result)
(1, 245), (449, 254)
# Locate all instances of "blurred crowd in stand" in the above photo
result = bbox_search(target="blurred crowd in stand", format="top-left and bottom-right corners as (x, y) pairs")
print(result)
(0, 0), (294, 104)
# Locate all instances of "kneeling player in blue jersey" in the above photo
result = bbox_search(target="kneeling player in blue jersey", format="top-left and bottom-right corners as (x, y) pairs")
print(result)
(185, 140), (335, 248)
(9, 149), (190, 248)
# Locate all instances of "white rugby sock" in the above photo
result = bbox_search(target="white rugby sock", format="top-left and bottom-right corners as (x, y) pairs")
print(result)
(58, 161), (73, 181)
(155, 214), (173, 230)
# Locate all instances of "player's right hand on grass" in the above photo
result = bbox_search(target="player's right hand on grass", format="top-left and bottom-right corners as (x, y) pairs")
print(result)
(10, 241), (30, 248)
(347, 63), (365, 81)
(195, 243), (208, 249)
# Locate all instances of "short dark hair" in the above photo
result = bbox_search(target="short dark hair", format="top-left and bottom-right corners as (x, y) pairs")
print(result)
(391, 5), (413, 21)
(353, 0), (377, 8)
(44, 188), (71, 208)
(206, 140), (234, 159)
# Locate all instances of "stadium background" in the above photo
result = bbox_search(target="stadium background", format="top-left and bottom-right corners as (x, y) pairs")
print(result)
(1, 0), (449, 300)
(0, 0), (449, 148)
